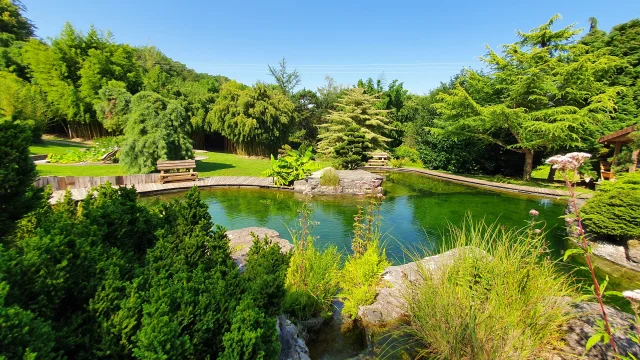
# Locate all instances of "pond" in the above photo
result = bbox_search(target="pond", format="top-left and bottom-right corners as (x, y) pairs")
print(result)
(148, 172), (568, 263)
(145, 171), (639, 359)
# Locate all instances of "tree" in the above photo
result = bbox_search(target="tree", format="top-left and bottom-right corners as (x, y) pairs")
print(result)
(0, 121), (40, 238)
(434, 15), (624, 180)
(121, 91), (193, 173)
(268, 57), (300, 95)
(333, 125), (371, 170)
(93, 81), (132, 133)
(317, 87), (393, 156)
(290, 88), (322, 145)
(220, 299), (280, 360)
(0, 0), (35, 43)
(317, 75), (346, 112)
(208, 81), (295, 156)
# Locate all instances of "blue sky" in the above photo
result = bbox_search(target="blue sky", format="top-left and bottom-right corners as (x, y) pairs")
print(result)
(23, 0), (640, 94)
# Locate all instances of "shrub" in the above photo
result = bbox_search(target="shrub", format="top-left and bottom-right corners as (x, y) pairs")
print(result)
(390, 157), (409, 168)
(242, 234), (290, 316)
(581, 172), (640, 241)
(0, 121), (40, 238)
(319, 167), (340, 186)
(399, 218), (574, 360)
(333, 125), (371, 170)
(283, 202), (341, 320)
(393, 145), (420, 163)
(263, 145), (318, 186)
(220, 299), (280, 360)
(48, 137), (122, 163)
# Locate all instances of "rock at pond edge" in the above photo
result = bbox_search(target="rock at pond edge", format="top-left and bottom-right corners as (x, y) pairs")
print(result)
(293, 168), (384, 195)
(225, 227), (293, 271)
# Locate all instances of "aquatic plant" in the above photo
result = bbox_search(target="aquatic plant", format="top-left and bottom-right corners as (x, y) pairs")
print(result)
(340, 195), (390, 319)
(398, 216), (574, 359)
(283, 201), (341, 320)
(263, 145), (318, 186)
(319, 167), (340, 187)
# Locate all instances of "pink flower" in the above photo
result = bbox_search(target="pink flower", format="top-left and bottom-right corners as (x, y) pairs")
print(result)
(623, 290), (640, 303)
(534, 229), (542, 235)
(529, 209), (539, 217)
(565, 152), (592, 165)
(545, 152), (591, 171)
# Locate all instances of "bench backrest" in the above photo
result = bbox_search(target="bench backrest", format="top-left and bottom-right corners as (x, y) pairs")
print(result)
(157, 159), (196, 170)
(368, 152), (389, 160)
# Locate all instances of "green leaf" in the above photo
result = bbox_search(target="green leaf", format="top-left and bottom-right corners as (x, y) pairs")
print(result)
(563, 248), (583, 261)
(604, 291), (624, 298)
(585, 333), (603, 351)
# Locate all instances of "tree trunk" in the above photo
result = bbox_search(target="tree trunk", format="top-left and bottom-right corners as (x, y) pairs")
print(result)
(547, 166), (557, 181)
(523, 149), (534, 181)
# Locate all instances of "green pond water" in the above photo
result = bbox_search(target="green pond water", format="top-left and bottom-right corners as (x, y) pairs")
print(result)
(149, 172), (568, 263)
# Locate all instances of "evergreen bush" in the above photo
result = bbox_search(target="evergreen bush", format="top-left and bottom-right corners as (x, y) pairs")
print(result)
(581, 172), (640, 241)
(334, 126), (371, 170)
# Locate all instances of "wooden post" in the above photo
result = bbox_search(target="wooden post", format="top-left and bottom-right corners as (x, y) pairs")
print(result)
(612, 141), (622, 168)
(630, 148), (640, 173)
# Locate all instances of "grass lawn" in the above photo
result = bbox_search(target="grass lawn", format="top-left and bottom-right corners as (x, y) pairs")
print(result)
(30, 139), (89, 156)
(36, 151), (330, 178)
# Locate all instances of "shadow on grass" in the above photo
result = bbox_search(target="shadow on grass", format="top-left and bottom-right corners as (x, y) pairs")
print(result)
(196, 161), (235, 173)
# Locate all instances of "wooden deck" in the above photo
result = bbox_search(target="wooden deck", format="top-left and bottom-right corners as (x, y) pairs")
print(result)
(49, 176), (280, 203)
(363, 166), (593, 199)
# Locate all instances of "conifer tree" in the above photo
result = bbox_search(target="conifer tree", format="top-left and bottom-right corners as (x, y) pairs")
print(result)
(317, 87), (393, 156)
(434, 15), (624, 180)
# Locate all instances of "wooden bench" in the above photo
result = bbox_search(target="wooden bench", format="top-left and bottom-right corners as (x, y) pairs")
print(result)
(367, 152), (390, 167)
(157, 160), (198, 184)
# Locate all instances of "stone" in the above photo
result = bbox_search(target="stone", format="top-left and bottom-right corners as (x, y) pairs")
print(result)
(225, 227), (293, 271)
(628, 240), (640, 264)
(552, 301), (640, 359)
(277, 315), (311, 360)
(357, 247), (481, 326)
(293, 167), (384, 195)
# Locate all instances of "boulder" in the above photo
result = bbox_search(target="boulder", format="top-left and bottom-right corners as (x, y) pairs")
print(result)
(358, 248), (477, 326)
(293, 167), (384, 195)
(225, 227), (293, 271)
(628, 240), (640, 264)
(277, 315), (311, 360)
(553, 301), (640, 359)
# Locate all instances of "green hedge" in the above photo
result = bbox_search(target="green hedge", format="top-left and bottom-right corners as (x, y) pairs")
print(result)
(581, 173), (640, 241)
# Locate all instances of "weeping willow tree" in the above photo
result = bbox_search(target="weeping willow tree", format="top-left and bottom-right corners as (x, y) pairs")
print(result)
(207, 81), (295, 156)
(317, 87), (393, 156)
(434, 14), (625, 180)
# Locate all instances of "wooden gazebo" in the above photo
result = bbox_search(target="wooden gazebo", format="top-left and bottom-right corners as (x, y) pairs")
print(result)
(598, 124), (638, 178)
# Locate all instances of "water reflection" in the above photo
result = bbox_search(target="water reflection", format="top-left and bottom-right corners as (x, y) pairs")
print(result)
(148, 173), (567, 265)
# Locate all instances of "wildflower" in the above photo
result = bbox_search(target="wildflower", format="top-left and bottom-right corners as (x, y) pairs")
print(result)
(545, 155), (578, 171)
(565, 152), (592, 165)
(623, 290), (640, 303)
(534, 229), (542, 235)
(529, 209), (539, 217)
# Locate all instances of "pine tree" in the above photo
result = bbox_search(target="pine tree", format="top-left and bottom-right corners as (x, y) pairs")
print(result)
(434, 14), (624, 180)
(317, 87), (393, 156)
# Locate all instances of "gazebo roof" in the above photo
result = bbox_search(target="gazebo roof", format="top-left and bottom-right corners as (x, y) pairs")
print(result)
(598, 124), (637, 144)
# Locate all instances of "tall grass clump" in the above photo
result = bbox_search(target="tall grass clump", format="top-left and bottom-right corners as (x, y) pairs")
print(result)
(283, 201), (341, 320)
(401, 216), (575, 359)
(340, 195), (390, 318)
(319, 167), (340, 187)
